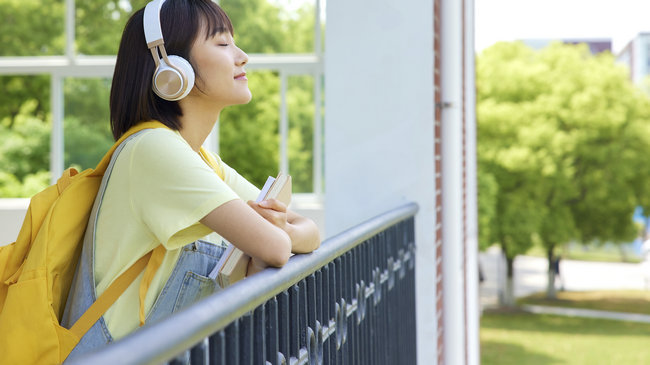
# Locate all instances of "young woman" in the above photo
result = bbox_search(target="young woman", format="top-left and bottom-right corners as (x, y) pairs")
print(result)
(62, 0), (320, 357)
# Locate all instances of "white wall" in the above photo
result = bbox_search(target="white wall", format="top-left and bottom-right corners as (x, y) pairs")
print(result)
(0, 199), (29, 246)
(324, 1), (437, 363)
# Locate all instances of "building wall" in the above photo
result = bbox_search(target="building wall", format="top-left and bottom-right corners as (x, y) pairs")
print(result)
(324, 0), (437, 363)
(617, 33), (650, 85)
(0, 199), (29, 247)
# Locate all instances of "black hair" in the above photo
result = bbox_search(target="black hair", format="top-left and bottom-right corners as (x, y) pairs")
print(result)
(110, 0), (234, 140)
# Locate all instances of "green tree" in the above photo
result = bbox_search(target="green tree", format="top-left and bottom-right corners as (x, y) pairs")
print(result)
(477, 41), (650, 303)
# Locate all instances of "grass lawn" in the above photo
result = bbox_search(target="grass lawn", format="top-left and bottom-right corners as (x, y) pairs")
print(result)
(481, 310), (650, 364)
(518, 290), (650, 315)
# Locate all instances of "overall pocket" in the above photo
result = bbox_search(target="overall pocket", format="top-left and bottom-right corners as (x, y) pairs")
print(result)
(172, 271), (217, 312)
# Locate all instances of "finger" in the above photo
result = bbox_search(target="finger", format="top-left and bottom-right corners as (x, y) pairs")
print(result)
(247, 201), (287, 226)
(259, 198), (287, 212)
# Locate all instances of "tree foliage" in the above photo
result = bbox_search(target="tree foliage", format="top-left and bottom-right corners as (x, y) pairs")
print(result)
(477, 41), (650, 302)
(0, 0), (319, 196)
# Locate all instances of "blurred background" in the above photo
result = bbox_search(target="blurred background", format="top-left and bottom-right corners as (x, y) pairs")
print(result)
(476, 0), (650, 364)
(4, 0), (650, 363)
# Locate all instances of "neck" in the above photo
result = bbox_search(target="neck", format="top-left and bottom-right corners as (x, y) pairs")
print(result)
(177, 98), (223, 152)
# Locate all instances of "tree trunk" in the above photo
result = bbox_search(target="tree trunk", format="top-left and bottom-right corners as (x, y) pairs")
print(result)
(617, 244), (628, 262)
(546, 246), (557, 299)
(502, 256), (516, 307)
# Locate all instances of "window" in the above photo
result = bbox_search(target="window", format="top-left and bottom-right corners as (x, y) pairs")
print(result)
(0, 0), (324, 198)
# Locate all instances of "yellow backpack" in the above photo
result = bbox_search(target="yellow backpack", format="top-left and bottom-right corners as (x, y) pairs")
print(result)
(0, 120), (224, 364)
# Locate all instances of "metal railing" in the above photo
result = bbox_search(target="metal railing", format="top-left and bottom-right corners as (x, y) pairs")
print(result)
(67, 202), (418, 364)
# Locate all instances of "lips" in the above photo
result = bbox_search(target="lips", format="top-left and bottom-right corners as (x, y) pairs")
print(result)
(234, 72), (247, 81)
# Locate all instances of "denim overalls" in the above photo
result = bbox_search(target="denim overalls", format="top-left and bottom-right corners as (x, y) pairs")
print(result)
(61, 131), (226, 361)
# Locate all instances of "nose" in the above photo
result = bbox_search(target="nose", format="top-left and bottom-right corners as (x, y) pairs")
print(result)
(236, 46), (248, 66)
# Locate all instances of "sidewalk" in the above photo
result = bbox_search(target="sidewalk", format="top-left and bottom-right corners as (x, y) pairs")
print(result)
(521, 304), (650, 323)
(479, 246), (650, 323)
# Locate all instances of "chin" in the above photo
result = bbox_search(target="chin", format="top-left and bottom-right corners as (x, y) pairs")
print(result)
(238, 90), (253, 104)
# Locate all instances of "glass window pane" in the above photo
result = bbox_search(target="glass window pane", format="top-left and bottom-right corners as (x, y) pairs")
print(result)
(220, 70), (280, 188)
(288, 75), (315, 193)
(63, 78), (114, 170)
(221, 0), (315, 54)
(76, 0), (150, 55)
(0, 76), (52, 198)
(0, 0), (64, 56)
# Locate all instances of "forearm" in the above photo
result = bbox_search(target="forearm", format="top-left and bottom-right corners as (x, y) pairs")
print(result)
(247, 199), (320, 254)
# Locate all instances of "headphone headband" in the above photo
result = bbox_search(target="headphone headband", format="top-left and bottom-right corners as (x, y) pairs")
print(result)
(144, 0), (166, 46)
(142, 0), (195, 101)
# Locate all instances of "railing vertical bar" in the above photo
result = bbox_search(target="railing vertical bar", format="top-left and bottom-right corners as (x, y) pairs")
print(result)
(352, 248), (360, 365)
(190, 338), (209, 365)
(368, 239), (376, 365)
(380, 232), (389, 365)
(362, 242), (370, 365)
(239, 314), (253, 365)
(329, 260), (339, 364)
(266, 298), (279, 365)
(289, 285), (300, 360)
(278, 291), (290, 363)
(410, 218), (418, 363)
(307, 274), (317, 332)
(298, 280), (308, 353)
(306, 274), (317, 363)
(254, 304), (266, 365)
(208, 331), (226, 365)
(344, 251), (353, 365)
(321, 265), (330, 364)
(225, 321), (239, 365)
(335, 257), (344, 365)
(388, 229), (397, 365)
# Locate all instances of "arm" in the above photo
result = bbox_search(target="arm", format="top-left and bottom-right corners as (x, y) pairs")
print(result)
(247, 198), (321, 253)
(199, 199), (291, 268)
(245, 198), (321, 275)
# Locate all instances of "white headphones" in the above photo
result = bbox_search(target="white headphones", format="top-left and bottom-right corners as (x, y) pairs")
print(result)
(143, 0), (195, 101)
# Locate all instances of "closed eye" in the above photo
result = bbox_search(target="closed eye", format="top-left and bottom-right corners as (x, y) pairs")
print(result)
(218, 43), (229, 47)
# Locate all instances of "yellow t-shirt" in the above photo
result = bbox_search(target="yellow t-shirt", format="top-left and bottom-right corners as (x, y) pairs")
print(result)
(94, 128), (259, 339)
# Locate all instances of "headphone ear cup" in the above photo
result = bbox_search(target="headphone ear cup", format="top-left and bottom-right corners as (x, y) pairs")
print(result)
(167, 55), (195, 100)
(152, 55), (195, 101)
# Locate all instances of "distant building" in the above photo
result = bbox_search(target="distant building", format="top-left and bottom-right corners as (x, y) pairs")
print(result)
(522, 38), (612, 55)
(616, 33), (650, 85)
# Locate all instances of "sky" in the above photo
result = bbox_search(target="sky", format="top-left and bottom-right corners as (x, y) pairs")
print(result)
(475, 0), (650, 54)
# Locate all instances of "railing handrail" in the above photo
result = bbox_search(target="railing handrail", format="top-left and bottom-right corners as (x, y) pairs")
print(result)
(67, 202), (419, 365)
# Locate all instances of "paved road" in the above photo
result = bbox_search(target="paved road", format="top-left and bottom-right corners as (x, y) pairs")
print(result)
(479, 246), (648, 308)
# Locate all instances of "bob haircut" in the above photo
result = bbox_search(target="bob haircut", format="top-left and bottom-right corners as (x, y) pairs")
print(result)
(110, 0), (234, 140)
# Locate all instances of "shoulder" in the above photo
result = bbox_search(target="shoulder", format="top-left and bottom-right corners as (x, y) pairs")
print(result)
(126, 128), (194, 160)
(120, 128), (204, 175)
(128, 128), (188, 153)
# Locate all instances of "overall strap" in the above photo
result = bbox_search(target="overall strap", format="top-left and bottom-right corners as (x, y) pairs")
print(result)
(68, 128), (160, 338)
(69, 251), (154, 338)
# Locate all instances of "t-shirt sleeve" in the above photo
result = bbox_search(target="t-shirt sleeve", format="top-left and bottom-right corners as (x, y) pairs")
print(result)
(211, 152), (261, 202)
(127, 130), (240, 249)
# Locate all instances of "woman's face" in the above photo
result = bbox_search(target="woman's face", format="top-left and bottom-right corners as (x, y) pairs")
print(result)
(188, 30), (251, 107)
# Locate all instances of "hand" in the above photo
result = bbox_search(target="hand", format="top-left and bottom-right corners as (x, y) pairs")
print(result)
(246, 256), (267, 276)
(247, 198), (290, 232)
